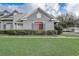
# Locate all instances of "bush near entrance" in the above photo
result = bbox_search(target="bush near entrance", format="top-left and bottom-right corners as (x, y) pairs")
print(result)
(0, 30), (58, 35)
(0, 23), (63, 35)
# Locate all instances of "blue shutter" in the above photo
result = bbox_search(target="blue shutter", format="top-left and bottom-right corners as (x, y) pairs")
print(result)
(43, 23), (45, 31)
(32, 23), (35, 30)
(32, 23), (33, 30)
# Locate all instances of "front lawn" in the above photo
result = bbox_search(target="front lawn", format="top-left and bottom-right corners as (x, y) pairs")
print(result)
(0, 35), (79, 56)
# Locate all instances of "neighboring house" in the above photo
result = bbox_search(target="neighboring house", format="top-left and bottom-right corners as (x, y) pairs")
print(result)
(73, 19), (79, 33)
(63, 27), (74, 32)
(63, 27), (79, 33)
(63, 19), (79, 33)
(0, 8), (58, 31)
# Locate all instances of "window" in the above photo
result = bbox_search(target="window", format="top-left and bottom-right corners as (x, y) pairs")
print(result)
(37, 12), (41, 18)
(16, 24), (23, 29)
(3, 24), (6, 30)
(4, 23), (13, 30)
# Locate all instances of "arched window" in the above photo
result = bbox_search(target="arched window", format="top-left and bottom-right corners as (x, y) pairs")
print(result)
(37, 12), (41, 18)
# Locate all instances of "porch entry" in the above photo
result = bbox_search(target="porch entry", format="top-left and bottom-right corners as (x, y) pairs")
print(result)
(33, 22), (44, 31)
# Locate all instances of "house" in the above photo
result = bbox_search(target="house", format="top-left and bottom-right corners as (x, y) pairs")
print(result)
(0, 8), (58, 31)
(63, 19), (79, 33)
(73, 19), (79, 33)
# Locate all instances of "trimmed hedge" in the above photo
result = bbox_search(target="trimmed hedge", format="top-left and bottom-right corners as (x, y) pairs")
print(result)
(0, 30), (56, 35)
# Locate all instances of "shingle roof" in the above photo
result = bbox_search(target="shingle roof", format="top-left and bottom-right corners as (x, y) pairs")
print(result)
(1, 13), (13, 18)
(1, 10), (19, 18)
(37, 8), (54, 19)
(12, 10), (19, 13)
(26, 7), (55, 19)
(0, 8), (55, 21)
(3, 10), (9, 13)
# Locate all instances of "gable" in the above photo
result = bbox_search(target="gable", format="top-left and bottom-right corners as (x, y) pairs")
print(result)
(26, 8), (54, 21)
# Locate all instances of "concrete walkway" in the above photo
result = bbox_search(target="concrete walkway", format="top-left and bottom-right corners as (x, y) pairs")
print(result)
(0, 35), (79, 39)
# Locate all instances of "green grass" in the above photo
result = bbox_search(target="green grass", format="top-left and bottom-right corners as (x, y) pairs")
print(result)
(61, 32), (79, 37)
(0, 35), (79, 56)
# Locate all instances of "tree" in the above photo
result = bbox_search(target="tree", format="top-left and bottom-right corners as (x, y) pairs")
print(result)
(54, 22), (63, 35)
(57, 12), (76, 28)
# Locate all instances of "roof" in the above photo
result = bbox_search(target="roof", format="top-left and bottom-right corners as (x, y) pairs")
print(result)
(25, 8), (55, 19)
(13, 10), (19, 13)
(0, 8), (55, 21)
(0, 18), (13, 21)
(1, 14), (13, 18)
(3, 10), (9, 13)
(0, 10), (20, 19)
(37, 8), (54, 19)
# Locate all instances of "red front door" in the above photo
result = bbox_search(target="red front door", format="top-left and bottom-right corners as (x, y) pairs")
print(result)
(35, 22), (43, 32)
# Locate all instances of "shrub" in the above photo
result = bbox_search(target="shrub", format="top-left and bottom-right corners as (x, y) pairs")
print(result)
(0, 30), (5, 34)
(5, 30), (17, 35)
(6, 30), (34, 35)
(45, 30), (55, 35)
(34, 30), (45, 35)
(0, 30), (55, 35)
(55, 23), (63, 35)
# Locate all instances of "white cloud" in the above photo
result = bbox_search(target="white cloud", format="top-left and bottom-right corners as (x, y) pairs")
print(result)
(7, 5), (19, 11)
(0, 4), (7, 11)
(1, 3), (79, 17)
(66, 3), (79, 16)
(30, 3), (60, 16)
(0, 4), (24, 13)
(0, 3), (60, 17)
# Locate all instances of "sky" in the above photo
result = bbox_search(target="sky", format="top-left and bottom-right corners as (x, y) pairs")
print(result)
(0, 3), (79, 17)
